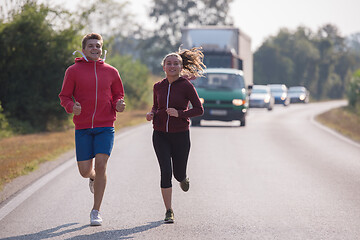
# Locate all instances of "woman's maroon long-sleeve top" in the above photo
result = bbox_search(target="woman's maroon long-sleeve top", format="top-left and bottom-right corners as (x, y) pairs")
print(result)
(151, 77), (204, 133)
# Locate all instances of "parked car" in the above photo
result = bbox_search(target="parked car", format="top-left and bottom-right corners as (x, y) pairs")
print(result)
(249, 85), (274, 111)
(191, 68), (251, 127)
(288, 86), (310, 103)
(268, 84), (290, 106)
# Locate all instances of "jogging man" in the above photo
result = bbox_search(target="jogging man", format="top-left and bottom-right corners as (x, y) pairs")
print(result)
(59, 33), (125, 226)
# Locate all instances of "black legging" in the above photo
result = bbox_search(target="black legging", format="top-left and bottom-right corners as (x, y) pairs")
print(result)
(152, 130), (191, 188)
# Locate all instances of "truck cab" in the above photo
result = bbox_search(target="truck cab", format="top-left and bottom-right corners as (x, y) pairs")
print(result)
(191, 68), (250, 127)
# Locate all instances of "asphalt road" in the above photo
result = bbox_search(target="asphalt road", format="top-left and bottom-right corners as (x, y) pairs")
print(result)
(1, 100), (360, 240)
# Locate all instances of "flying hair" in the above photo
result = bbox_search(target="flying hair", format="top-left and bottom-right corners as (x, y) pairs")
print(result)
(162, 47), (206, 78)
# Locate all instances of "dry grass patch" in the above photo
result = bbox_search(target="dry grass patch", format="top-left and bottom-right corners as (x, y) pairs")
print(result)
(316, 107), (360, 143)
(0, 109), (148, 189)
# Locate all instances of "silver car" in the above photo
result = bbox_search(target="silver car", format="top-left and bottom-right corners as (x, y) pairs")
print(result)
(249, 85), (274, 111)
(288, 86), (310, 103)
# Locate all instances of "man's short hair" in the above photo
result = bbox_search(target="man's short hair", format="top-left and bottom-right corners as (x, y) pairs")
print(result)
(82, 33), (103, 49)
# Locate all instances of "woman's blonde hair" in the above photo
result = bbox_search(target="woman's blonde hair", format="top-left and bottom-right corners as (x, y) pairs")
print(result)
(162, 47), (206, 77)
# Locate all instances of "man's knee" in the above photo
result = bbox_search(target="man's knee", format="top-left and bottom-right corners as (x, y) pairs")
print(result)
(77, 160), (93, 178)
(95, 154), (109, 175)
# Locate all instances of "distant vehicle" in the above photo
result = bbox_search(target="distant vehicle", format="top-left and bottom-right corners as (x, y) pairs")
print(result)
(181, 26), (253, 86)
(268, 84), (290, 106)
(249, 85), (274, 111)
(288, 86), (310, 103)
(191, 68), (251, 127)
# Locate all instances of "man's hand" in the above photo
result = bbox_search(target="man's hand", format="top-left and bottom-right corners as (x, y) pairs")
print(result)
(116, 99), (126, 112)
(73, 102), (81, 116)
(166, 108), (179, 117)
(146, 112), (154, 121)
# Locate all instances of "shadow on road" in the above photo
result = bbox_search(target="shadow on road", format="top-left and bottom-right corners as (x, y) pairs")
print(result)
(0, 223), (88, 239)
(0, 221), (163, 240)
(191, 125), (242, 128)
(67, 220), (163, 240)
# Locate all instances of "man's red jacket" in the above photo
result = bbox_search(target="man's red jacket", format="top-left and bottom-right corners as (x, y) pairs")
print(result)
(59, 57), (124, 130)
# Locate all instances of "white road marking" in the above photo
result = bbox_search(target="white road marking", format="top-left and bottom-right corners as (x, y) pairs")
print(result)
(0, 124), (148, 221)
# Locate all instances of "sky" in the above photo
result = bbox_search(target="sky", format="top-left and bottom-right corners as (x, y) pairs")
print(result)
(47, 0), (360, 51)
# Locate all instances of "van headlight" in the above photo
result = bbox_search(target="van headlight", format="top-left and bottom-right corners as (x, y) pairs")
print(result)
(264, 96), (270, 103)
(232, 99), (244, 106)
(199, 98), (204, 104)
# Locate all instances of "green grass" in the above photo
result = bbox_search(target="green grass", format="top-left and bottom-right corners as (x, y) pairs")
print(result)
(316, 106), (360, 143)
(0, 110), (148, 190)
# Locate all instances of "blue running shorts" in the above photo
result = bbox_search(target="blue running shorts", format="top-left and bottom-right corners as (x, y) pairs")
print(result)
(75, 127), (115, 161)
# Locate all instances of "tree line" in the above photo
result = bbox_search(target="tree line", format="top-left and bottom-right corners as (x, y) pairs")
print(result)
(0, 1), (153, 134)
(0, 0), (234, 135)
(0, 0), (359, 137)
(253, 25), (360, 101)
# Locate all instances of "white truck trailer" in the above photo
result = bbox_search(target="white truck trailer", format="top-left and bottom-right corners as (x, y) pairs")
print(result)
(181, 26), (253, 86)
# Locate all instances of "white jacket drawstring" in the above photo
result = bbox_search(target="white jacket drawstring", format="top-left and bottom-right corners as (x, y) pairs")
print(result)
(72, 50), (107, 62)
(73, 50), (89, 62)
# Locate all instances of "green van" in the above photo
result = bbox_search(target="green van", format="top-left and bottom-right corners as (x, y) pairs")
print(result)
(191, 68), (250, 127)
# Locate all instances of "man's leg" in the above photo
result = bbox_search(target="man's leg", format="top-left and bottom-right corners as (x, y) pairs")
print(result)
(93, 153), (109, 211)
(77, 159), (95, 179)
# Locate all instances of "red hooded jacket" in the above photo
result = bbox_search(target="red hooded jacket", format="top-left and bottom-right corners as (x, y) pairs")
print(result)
(151, 77), (203, 133)
(59, 57), (124, 130)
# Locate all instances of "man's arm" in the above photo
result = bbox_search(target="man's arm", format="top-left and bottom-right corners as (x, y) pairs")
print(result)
(111, 71), (125, 112)
(59, 68), (75, 113)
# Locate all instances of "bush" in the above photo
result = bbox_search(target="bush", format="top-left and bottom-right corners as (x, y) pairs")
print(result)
(107, 54), (152, 109)
(347, 69), (360, 114)
(0, 2), (80, 133)
(0, 102), (12, 138)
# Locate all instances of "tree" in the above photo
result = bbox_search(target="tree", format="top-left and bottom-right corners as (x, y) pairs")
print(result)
(77, 0), (136, 38)
(0, 1), (79, 132)
(313, 24), (354, 99)
(141, 0), (234, 73)
(347, 69), (360, 113)
(254, 24), (358, 100)
(107, 54), (152, 109)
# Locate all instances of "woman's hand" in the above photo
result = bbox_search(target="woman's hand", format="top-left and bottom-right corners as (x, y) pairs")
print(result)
(146, 112), (154, 121)
(166, 108), (179, 117)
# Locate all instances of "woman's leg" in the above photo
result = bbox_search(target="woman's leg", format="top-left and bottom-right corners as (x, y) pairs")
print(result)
(161, 187), (172, 210)
(171, 131), (191, 183)
(153, 131), (173, 209)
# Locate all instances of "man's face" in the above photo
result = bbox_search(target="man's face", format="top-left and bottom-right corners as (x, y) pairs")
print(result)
(82, 39), (102, 61)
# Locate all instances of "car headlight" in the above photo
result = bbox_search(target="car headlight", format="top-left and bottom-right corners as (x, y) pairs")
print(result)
(299, 94), (305, 100)
(281, 93), (287, 100)
(264, 96), (270, 103)
(232, 99), (244, 106)
(199, 98), (204, 104)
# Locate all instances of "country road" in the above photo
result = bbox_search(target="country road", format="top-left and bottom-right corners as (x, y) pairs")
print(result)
(1, 100), (360, 240)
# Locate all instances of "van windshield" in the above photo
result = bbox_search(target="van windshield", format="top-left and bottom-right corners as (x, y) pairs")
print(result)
(194, 73), (245, 90)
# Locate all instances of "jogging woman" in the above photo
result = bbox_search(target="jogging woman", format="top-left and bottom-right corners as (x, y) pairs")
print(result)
(146, 47), (205, 223)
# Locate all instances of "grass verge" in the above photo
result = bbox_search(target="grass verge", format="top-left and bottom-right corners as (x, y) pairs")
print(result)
(0, 109), (148, 190)
(316, 106), (360, 143)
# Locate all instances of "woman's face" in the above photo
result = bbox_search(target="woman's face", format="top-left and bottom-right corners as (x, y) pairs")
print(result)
(163, 55), (182, 78)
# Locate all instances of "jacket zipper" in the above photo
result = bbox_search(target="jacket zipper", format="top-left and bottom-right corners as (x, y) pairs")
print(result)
(166, 83), (171, 132)
(91, 61), (98, 128)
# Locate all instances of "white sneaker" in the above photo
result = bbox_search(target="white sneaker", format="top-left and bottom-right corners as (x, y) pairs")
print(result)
(90, 209), (102, 226)
(89, 178), (94, 194)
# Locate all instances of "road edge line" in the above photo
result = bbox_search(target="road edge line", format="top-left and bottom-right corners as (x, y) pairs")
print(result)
(0, 123), (149, 221)
(310, 115), (360, 149)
